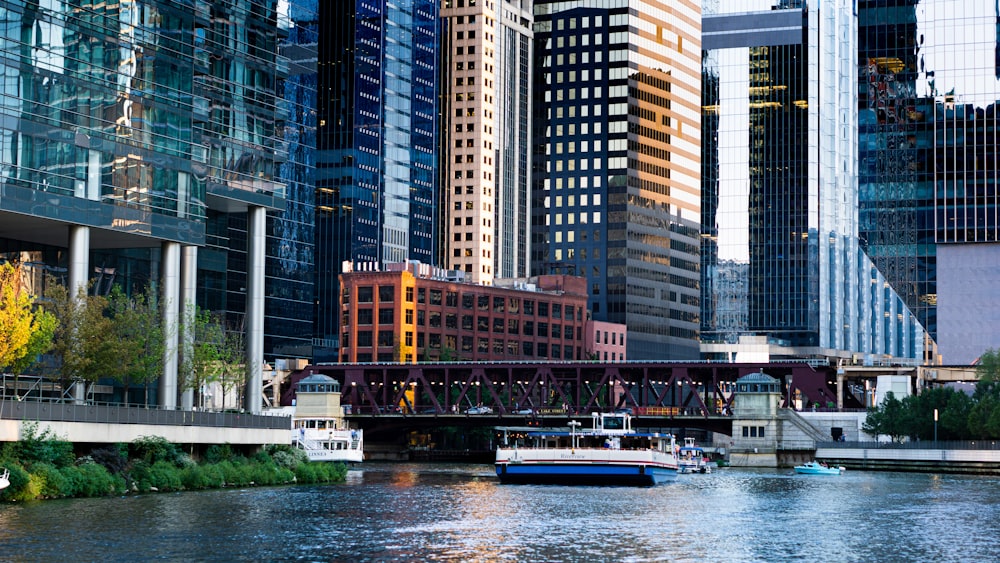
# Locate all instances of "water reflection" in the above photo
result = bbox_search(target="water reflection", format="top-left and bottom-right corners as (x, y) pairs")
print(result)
(1, 464), (999, 562)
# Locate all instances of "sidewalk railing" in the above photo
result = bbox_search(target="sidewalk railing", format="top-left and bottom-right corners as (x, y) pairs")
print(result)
(0, 399), (289, 430)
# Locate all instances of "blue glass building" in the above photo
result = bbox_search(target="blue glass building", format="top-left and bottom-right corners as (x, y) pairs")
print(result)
(314, 1), (441, 360)
(701, 0), (926, 364)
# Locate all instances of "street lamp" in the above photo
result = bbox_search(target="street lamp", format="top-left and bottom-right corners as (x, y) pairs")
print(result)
(934, 408), (938, 443)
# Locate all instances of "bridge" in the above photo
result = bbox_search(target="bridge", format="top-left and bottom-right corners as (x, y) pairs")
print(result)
(296, 361), (843, 440)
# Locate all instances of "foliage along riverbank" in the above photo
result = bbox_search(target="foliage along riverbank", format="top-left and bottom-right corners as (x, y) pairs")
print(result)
(0, 424), (347, 502)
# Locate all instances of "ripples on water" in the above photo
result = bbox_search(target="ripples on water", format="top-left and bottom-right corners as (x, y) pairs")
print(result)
(1, 464), (999, 562)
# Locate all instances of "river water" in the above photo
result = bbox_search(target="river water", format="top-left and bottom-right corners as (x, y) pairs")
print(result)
(1, 463), (999, 562)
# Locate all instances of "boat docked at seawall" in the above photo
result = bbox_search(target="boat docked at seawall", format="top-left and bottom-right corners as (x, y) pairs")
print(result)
(495, 413), (679, 486)
(678, 437), (711, 474)
(794, 461), (844, 475)
(289, 373), (364, 463)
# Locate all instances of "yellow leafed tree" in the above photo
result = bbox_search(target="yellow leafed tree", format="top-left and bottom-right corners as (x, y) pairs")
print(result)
(0, 262), (55, 372)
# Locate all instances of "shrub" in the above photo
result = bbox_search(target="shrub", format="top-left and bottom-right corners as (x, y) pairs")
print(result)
(13, 423), (75, 468)
(180, 464), (224, 490)
(89, 445), (129, 476)
(0, 461), (42, 502)
(147, 460), (183, 491)
(269, 448), (307, 471)
(30, 462), (70, 498)
(204, 444), (234, 465)
(294, 462), (317, 483)
(72, 463), (125, 497)
(131, 436), (183, 466)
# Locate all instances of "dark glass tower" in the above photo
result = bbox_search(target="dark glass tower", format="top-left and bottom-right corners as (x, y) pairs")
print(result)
(859, 0), (1000, 363)
(532, 1), (704, 360)
(314, 1), (441, 360)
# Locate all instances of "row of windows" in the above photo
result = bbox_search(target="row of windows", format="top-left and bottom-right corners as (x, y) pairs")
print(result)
(347, 332), (580, 361)
(347, 309), (581, 340)
(347, 285), (584, 319)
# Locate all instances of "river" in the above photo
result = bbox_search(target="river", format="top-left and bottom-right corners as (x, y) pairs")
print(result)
(1, 463), (998, 562)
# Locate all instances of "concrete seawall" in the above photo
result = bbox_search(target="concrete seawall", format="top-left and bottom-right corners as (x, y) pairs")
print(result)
(816, 446), (1000, 475)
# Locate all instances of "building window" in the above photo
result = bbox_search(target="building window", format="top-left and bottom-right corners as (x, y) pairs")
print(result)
(565, 326), (574, 340)
(462, 315), (473, 330)
(523, 321), (534, 336)
(357, 309), (373, 325)
(522, 341), (533, 356)
(537, 342), (548, 357)
(357, 331), (373, 347)
(405, 332), (413, 346)
(524, 300), (534, 315)
(446, 291), (458, 307)
(378, 308), (393, 324)
(429, 312), (441, 327)
(537, 322), (548, 338)
(462, 336), (473, 352)
(405, 309), (414, 324)
(430, 290), (442, 305)
(538, 302), (549, 317)
(478, 316), (489, 331)
(446, 314), (457, 329)
(405, 287), (414, 302)
(358, 286), (373, 303)
(552, 304), (562, 319)
(478, 337), (489, 353)
(417, 310), (425, 326)
(595, 330), (601, 344)
(478, 295), (489, 310)
(378, 331), (394, 347)
(462, 294), (474, 308)
(418, 288), (425, 303)
(493, 297), (504, 313)
(379, 286), (394, 302)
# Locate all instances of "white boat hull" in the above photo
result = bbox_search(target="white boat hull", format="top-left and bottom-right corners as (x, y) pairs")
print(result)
(496, 447), (678, 486)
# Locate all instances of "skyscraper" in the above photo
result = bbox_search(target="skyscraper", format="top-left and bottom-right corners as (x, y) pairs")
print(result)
(440, 0), (533, 284)
(701, 0), (925, 364)
(859, 0), (1000, 364)
(315, 1), (441, 361)
(532, 0), (703, 360)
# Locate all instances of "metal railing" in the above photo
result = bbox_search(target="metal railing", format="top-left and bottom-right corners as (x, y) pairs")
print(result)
(817, 440), (1000, 451)
(0, 398), (290, 430)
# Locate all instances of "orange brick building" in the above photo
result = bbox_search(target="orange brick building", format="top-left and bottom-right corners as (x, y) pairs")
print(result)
(338, 262), (620, 363)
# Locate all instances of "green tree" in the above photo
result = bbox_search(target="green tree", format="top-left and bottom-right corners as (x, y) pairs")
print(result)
(43, 279), (112, 398)
(0, 263), (56, 376)
(179, 307), (226, 409)
(105, 286), (166, 406)
(862, 392), (909, 442)
(217, 322), (246, 410)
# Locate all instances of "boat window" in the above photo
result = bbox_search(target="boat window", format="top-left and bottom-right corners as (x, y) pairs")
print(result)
(604, 416), (624, 430)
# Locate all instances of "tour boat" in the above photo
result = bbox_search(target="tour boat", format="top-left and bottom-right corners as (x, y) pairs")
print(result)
(793, 461), (844, 475)
(678, 437), (712, 474)
(292, 417), (364, 463)
(495, 413), (679, 486)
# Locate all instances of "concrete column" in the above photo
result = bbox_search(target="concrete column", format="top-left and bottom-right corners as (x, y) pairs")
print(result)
(244, 205), (265, 413)
(159, 241), (180, 409)
(68, 225), (90, 404)
(836, 368), (845, 411)
(179, 245), (198, 411)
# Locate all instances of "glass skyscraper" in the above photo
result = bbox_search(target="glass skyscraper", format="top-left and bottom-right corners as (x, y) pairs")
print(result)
(859, 0), (1000, 364)
(0, 0), (301, 409)
(701, 0), (925, 364)
(532, 0), (704, 360)
(314, 1), (441, 361)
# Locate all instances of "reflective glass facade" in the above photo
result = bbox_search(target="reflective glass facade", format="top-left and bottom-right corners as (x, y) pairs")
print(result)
(0, 0), (307, 364)
(702, 0), (925, 363)
(0, 0), (207, 244)
(315, 1), (441, 358)
(859, 0), (1000, 353)
(532, 1), (703, 360)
